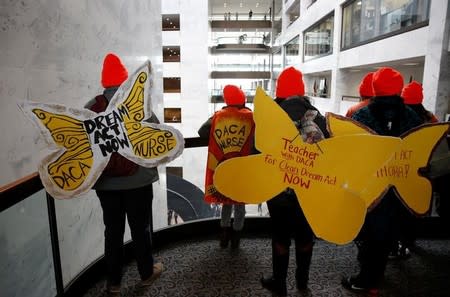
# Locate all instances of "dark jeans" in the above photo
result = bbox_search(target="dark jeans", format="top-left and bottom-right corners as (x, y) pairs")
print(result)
(267, 191), (314, 246)
(356, 188), (405, 288)
(97, 184), (154, 286)
(267, 190), (314, 283)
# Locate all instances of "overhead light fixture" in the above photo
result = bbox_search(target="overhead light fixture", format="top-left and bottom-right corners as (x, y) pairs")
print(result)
(256, 3), (259, 7)
(240, 2), (243, 8)
(224, 3), (227, 8)
(403, 62), (419, 66)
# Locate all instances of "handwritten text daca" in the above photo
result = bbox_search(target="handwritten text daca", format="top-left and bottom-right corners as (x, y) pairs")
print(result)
(214, 124), (247, 150)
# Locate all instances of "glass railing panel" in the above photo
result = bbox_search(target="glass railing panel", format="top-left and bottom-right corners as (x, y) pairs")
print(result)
(211, 63), (270, 72)
(0, 190), (56, 297)
(342, 0), (430, 49)
(210, 88), (268, 99)
(214, 36), (268, 45)
(210, 13), (271, 21)
(165, 140), (270, 228)
(54, 191), (105, 286)
(304, 14), (334, 61)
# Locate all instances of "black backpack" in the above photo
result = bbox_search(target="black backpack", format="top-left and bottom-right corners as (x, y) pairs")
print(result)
(89, 95), (139, 177)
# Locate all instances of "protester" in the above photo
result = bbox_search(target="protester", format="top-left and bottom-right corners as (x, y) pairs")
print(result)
(198, 85), (255, 249)
(261, 67), (329, 296)
(342, 67), (423, 295)
(346, 72), (375, 118)
(387, 80), (441, 259)
(85, 53), (162, 295)
(402, 81), (439, 123)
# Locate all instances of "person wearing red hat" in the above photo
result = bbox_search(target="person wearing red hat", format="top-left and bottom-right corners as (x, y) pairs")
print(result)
(386, 81), (440, 260)
(342, 67), (423, 295)
(402, 81), (438, 123)
(85, 53), (162, 295)
(260, 67), (329, 296)
(198, 85), (255, 249)
(345, 72), (375, 118)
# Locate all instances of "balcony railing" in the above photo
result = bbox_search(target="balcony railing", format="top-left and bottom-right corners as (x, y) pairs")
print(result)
(0, 137), (269, 297)
(1, 134), (448, 297)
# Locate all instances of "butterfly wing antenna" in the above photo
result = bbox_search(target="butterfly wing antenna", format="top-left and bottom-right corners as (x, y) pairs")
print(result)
(326, 113), (373, 137)
(392, 123), (450, 215)
(253, 87), (299, 154)
(214, 154), (286, 204)
(30, 108), (99, 198)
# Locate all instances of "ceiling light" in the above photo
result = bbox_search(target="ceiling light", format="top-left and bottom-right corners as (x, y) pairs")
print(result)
(256, 3), (259, 8)
(224, 3), (227, 8)
(240, 2), (243, 8)
(403, 62), (419, 66)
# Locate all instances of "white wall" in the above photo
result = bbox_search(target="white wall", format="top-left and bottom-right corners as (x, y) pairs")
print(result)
(338, 28), (428, 69)
(162, 0), (210, 192)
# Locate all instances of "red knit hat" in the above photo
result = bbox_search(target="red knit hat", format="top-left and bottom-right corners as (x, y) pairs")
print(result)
(401, 81), (423, 105)
(372, 67), (404, 96)
(223, 85), (246, 105)
(101, 53), (128, 88)
(276, 67), (305, 99)
(359, 72), (375, 97)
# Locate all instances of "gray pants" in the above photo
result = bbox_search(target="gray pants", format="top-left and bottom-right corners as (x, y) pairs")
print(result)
(220, 204), (246, 231)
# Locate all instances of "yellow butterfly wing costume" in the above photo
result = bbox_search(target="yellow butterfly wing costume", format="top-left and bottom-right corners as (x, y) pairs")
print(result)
(328, 113), (449, 215)
(215, 88), (398, 244)
(20, 60), (184, 199)
(30, 109), (95, 194)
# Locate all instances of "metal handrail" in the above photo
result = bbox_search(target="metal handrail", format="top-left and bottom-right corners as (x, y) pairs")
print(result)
(0, 136), (208, 297)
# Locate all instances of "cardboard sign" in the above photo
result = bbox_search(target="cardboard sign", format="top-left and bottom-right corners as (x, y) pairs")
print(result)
(214, 87), (449, 244)
(327, 113), (449, 214)
(20, 61), (184, 199)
